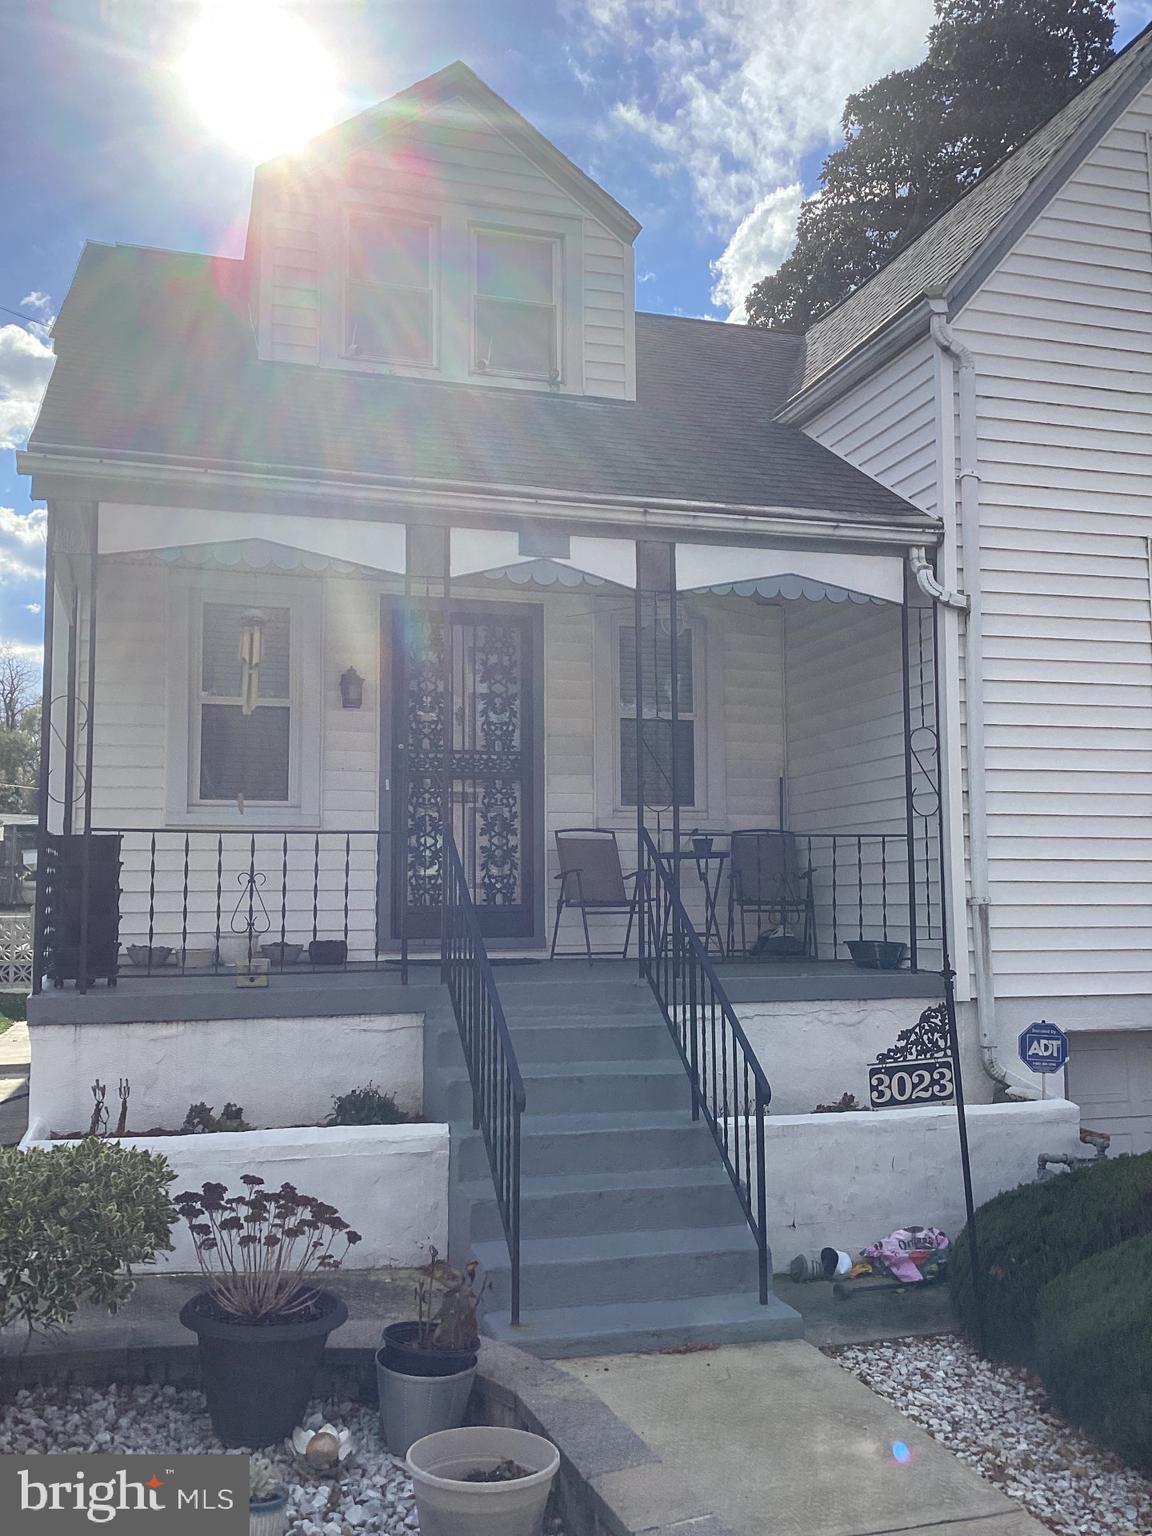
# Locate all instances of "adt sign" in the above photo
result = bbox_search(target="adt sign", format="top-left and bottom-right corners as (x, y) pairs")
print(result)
(1018, 1020), (1069, 1075)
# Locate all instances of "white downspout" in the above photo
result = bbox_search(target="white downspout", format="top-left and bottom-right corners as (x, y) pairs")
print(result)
(928, 302), (1019, 1097)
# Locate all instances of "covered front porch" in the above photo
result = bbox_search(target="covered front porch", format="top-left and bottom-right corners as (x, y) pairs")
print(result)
(30, 504), (947, 1012)
(27, 500), (952, 1007)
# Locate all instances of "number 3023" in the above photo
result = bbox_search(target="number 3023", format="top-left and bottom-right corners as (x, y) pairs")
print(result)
(868, 1059), (955, 1108)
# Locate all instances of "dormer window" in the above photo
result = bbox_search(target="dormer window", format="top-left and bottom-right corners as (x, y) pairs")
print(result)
(345, 211), (436, 365)
(474, 229), (559, 380)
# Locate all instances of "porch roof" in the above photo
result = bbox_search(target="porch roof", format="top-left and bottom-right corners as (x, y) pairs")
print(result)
(31, 244), (934, 533)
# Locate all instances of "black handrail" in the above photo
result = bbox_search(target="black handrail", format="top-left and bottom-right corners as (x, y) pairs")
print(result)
(441, 832), (525, 1325)
(638, 828), (771, 1304)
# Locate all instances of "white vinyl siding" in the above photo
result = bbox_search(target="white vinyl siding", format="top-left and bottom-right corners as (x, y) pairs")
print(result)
(256, 100), (635, 398)
(804, 339), (938, 514)
(950, 78), (1152, 1002)
(258, 183), (323, 365)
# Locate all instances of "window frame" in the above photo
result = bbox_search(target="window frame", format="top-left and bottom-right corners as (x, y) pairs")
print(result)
(471, 225), (562, 383)
(613, 614), (704, 814)
(341, 207), (440, 369)
(192, 600), (295, 809)
(166, 572), (323, 829)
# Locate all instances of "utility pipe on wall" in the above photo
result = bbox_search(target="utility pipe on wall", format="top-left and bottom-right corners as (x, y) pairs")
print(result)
(927, 304), (1018, 1097)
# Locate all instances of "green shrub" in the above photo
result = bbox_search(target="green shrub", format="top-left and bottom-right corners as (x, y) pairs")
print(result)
(1034, 1234), (1152, 1472)
(327, 1081), (410, 1126)
(0, 1138), (176, 1334)
(950, 1150), (1152, 1364)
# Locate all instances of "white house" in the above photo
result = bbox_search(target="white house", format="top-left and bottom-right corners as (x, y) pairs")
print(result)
(20, 34), (1151, 1351)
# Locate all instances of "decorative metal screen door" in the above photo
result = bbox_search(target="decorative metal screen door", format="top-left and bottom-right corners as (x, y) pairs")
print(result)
(388, 600), (537, 941)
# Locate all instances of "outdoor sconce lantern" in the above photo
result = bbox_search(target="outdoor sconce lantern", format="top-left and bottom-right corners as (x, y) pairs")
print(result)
(339, 666), (364, 709)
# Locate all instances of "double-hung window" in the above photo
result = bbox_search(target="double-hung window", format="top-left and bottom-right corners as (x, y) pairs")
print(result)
(345, 212), (435, 365)
(196, 603), (292, 805)
(618, 624), (696, 808)
(474, 229), (559, 379)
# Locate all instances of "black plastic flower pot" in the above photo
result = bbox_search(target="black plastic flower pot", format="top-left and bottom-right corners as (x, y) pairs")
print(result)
(845, 939), (908, 971)
(380, 1320), (478, 1378)
(179, 1291), (348, 1448)
(309, 939), (348, 966)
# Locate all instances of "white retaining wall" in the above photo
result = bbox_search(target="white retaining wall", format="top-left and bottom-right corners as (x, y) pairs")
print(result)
(27, 1013), (423, 1134)
(21, 1120), (449, 1271)
(735, 997), (995, 1114)
(759, 1097), (1082, 1258)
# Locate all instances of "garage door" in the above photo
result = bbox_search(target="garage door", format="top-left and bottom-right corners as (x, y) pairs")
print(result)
(1066, 1031), (1152, 1156)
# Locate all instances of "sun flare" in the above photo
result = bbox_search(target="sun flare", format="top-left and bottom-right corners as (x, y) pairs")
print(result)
(177, 1), (343, 162)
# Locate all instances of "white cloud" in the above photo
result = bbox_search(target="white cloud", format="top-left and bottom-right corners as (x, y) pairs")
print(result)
(0, 508), (47, 586)
(3, 640), (43, 664)
(0, 506), (47, 546)
(0, 324), (55, 450)
(574, 0), (934, 316)
(710, 182), (805, 315)
(20, 291), (52, 315)
(25, 602), (41, 614)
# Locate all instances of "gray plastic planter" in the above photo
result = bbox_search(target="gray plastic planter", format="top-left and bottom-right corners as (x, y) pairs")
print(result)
(248, 1490), (289, 1536)
(407, 1426), (560, 1536)
(376, 1355), (476, 1457)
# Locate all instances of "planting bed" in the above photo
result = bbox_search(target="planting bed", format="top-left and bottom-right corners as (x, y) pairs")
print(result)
(0, 1385), (568, 1535)
(833, 1336), (1152, 1536)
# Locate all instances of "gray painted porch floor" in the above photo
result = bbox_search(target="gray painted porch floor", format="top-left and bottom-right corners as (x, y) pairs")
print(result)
(28, 957), (941, 1026)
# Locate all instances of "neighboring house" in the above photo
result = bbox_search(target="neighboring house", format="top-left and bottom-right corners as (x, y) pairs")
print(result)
(17, 32), (1151, 1348)
(786, 20), (1152, 1156)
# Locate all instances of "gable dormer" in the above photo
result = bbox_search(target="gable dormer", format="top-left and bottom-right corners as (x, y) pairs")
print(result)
(246, 63), (640, 400)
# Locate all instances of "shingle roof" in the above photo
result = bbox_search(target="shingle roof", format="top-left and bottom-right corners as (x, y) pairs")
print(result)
(799, 22), (1152, 394)
(30, 243), (929, 529)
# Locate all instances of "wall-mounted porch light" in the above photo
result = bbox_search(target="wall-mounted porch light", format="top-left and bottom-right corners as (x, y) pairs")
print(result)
(339, 667), (364, 709)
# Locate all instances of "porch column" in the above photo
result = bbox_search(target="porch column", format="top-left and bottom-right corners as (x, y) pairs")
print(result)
(634, 541), (681, 864)
(900, 571), (920, 973)
(405, 525), (451, 967)
(76, 503), (100, 995)
(30, 504), (57, 995)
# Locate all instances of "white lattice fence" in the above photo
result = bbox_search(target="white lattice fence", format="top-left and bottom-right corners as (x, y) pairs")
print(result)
(0, 914), (32, 989)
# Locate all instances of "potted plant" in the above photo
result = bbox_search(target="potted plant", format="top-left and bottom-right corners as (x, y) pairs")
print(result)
(175, 1175), (359, 1447)
(407, 1426), (561, 1536)
(376, 1249), (482, 1456)
(248, 1454), (289, 1536)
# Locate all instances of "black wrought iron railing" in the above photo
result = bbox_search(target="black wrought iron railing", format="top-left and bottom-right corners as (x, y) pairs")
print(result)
(783, 828), (939, 970)
(38, 827), (408, 988)
(442, 831), (525, 1325)
(638, 828), (771, 1304)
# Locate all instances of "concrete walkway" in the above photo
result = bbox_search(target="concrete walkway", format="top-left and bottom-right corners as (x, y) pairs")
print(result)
(560, 1341), (1046, 1536)
(0, 1020), (30, 1146)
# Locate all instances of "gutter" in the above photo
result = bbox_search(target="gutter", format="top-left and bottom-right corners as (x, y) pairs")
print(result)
(927, 302), (1021, 1099)
(16, 449), (940, 551)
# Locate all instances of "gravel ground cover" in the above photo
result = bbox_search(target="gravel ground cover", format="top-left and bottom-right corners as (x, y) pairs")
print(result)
(832, 1336), (1152, 1536)
(0, 1385), (566, 1535)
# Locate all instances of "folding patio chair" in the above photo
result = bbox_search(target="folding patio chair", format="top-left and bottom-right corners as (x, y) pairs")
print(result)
(550, 828), (640, 962)
(727, 829), (816, 959)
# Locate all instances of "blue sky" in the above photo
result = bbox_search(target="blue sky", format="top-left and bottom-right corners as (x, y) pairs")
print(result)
(1, 0), (1147, 666)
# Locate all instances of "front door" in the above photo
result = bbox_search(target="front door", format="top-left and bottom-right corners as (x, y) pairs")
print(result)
(386, 599), (539, 941)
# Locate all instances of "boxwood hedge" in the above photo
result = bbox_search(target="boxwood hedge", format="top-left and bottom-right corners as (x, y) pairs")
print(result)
(950, 1150), (1152, 1364)
(1034, 1234), (1152, 1472)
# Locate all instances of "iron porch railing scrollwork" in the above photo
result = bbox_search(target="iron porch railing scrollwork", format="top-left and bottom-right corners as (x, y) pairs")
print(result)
(638, 828), (772, 1305)
(441, 830), (525, 1325)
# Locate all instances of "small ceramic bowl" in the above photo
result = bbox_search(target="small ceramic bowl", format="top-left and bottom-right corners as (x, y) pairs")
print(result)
(126, 944), (173, 969)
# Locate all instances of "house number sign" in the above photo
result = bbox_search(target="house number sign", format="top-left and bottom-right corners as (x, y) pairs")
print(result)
(868, 1058), (955, 1108)
(867, 1002), (957, 1110)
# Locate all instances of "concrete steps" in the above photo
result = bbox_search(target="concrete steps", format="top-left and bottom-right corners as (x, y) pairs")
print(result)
(434, 972), (801, 1356)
